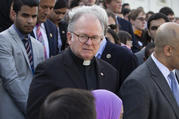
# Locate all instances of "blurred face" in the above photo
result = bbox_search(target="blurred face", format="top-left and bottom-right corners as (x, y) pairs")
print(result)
(148, 18), (166, 40)
(106, 0), (122, 14)
(86, 0), (96, 5)
(133, 12), (146, 30)
(49, 8), (67, 25)
(168, 14), (175, 22)
(175, 19), (179, 24)
(67, 14), (103, 60)
(14, 5), (38, 34)
(38, 0), (55, 23)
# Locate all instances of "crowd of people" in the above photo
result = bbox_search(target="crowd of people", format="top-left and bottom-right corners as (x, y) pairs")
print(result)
(0, 0), (179, 119)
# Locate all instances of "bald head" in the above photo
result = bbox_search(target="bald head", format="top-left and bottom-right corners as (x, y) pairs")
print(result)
(154, 22), (179, 70)
(155, 22), (179, 52)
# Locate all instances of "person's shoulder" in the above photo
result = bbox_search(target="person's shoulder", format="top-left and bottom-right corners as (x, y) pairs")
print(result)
(45, 19), (57, 28)
(107, 41), (135, 57)
(97, 58), (118, 73)
(117, 17), (131, 25)
(126, 62), (150, 82)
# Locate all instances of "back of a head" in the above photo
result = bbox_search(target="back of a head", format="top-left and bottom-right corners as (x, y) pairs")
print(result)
(147, 13), (169, 29)
(159, 6), (174, 16)
(13, 0), (39, 13)
(40, 88), (96, 119)
(117, 31), (132, 44)
(154, 22), (179, 54)
(92, 89), (123, 119)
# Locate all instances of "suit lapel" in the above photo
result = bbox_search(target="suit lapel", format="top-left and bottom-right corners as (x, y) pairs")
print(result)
(101, 40), (113, 64)
(63, 48), (86, 89)
(44, 21), (53, 56)
(96, 59), (110, 89)
(146, 57), (179, 117)
(9, 26), (31, 69)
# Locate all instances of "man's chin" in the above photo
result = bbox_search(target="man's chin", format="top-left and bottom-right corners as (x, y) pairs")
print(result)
(82, 55), (93, 60)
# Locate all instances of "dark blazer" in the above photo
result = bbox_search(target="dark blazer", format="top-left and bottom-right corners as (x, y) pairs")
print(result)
(58, 20), (68, 51)
(31, 19), (59, 57)
(116, 16), (140, 52)
(101, 40), (138, 87)
(26, 48), (119, 119)
(120, 57), (179, 119)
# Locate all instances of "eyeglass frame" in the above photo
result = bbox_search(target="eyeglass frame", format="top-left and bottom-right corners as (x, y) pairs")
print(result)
(136, 17), (146, 22)
(71, 32), (103, 44)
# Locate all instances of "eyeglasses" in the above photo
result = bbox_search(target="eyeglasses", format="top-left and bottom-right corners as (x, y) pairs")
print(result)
(136, 17), (146, 22)
(71, 32), (103, 44)
(108, 24), (117, 30)
(150, 26), (159, 30)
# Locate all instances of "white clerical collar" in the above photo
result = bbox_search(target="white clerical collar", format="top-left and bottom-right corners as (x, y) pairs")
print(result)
(83, 60), (91, 66)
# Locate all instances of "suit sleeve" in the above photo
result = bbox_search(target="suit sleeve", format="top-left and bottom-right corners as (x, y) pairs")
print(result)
(120, 79), (150, 119)
(26, 62), (57, 119)
(120, 52), (138, 87)
(0, 36), (27, 114)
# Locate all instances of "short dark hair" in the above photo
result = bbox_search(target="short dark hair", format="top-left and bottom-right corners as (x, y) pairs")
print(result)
(122, 3), (129, 10)
(159, 7), (174, 16)
(13, 0), (39, 13)
(147, 13), (169, 29)
(54, 0), (68, 9)
(39, 88), (96, 119)
(122, 8), (131, 16)
(145, 11), (154, 20)
(117, 30), (132, 44)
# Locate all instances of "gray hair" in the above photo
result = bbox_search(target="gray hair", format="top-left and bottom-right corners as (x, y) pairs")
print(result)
(68, 5), (108, 35)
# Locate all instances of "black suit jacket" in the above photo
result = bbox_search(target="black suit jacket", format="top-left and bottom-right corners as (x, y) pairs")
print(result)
(101, 40), (138, 87)
(31, 19), (59, 57)
(26, 48), (119, 119)
(58, 20), (68, 51)
(120, 57), (179, 119)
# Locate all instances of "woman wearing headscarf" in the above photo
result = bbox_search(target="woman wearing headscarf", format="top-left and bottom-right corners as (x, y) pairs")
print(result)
(0, 0), (13, 32)
(92, 89), (123, 119)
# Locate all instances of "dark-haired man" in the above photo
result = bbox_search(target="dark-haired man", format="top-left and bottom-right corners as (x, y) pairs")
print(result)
(40, 88), (96, 119)
(0, 0), (44, 119)
(135, 13), (169, 65)
(159, 7), (175, 22)
(48, 0), (68, 51)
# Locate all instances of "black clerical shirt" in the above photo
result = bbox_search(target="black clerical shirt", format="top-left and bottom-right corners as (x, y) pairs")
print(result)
(70, 50), (98, 90)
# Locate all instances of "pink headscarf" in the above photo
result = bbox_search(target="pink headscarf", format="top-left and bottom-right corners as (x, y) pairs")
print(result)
(92, 89), (123, 119)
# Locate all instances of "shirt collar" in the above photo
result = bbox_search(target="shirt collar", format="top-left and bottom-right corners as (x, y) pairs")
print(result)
(151, 53), (173, 80)
(95, 37), (107, 58)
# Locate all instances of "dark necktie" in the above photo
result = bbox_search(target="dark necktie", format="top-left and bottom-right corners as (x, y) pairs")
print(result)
(168, 71), (179, 106)
(23, 36), (34, 72)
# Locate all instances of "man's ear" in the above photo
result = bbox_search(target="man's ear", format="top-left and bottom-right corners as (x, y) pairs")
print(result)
(10, 9), (16, 22)
(163, 45), (173, 57)
(67, 32), (72, 45)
